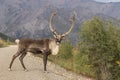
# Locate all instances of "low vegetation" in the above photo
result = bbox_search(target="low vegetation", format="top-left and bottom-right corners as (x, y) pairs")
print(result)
(0, 32), (14, 47)
(0, 38), (7, 47)
(49, 40), (94, 78)
(0, 38), (13, 47)
(49, 17), (120, 80)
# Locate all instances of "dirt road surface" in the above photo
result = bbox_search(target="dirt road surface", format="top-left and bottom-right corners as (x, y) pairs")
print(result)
(0, 45), (92, 80)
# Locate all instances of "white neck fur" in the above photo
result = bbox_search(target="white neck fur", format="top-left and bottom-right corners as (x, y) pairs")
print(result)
(49, 40), (60, 55)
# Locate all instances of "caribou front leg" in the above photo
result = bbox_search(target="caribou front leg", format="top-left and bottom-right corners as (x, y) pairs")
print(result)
(42, 49), (51, 72)
(43, 53), (48, 72)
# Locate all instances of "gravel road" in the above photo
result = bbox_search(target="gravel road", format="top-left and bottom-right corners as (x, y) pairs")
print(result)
(0, 45), (92, 80)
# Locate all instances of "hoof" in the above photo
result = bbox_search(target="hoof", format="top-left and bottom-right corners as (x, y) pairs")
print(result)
(44, 71), (49, 73)
(8, 68), (12, 71)
(24, 69), (28, 72)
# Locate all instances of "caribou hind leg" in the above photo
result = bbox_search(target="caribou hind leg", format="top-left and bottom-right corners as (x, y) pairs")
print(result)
(8, 51), (21, 71)
(8, 49), (25, 71)
(19, 52), (27, 71)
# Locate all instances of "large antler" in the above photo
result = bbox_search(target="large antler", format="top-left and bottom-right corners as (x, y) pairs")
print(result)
(62, 14), (75, 37)
(49, 11), (58, 36)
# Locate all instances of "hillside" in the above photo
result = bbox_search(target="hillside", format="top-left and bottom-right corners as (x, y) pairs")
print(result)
(0, 0), (120, 43)
(0, 32), (14, 41)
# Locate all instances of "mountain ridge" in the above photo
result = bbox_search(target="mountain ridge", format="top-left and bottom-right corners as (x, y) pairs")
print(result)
(0, 0), (120, 43)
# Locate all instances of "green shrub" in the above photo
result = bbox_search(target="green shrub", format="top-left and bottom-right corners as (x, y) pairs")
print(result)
(0, 38), (6, 47)
(58, 39), (73, 59)
(49, 39), (73, 70)
(0, 38), (13, 47)
(49, 40), (94, 77)
(79, 17), (120, 80)
(73, 47), (95, 77)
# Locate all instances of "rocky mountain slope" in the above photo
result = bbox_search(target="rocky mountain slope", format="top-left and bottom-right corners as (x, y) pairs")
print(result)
(0, 0), (120, 43)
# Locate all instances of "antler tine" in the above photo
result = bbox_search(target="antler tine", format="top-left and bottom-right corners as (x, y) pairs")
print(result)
(49, 11), (58, 36)
(62, 14), (75, 37)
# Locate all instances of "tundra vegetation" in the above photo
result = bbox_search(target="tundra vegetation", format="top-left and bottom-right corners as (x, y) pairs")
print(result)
(0, 38), (13, 47)
(50, 17), (120, 80)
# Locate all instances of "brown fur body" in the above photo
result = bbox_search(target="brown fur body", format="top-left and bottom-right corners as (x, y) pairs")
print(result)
(19, 38), (50, 54)
(9, 38), (57, 71)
